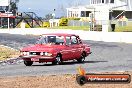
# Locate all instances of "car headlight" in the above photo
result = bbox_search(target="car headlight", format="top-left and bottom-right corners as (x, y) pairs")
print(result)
(21, 52), (29, 56)
(44, 52), (52, 56)
(40, 52), (44, 55)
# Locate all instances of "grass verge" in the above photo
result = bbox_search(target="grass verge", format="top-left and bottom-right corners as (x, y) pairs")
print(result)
(0, 45), (20, 61)
(115, 26), (132, 32)
(49, 26), (90, 31)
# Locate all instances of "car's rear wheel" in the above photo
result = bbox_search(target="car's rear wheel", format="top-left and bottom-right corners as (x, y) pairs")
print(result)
(24, 61), (33, 66)
(77, 52), (85, 63)
(52, 55), (62, 65)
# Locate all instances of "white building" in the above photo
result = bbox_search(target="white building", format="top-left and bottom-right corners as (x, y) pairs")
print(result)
(66, 0), (132, 24)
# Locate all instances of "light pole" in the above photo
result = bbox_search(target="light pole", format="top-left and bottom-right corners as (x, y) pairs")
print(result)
(6, 12), (10, 30)
(52, 9), (56, 27)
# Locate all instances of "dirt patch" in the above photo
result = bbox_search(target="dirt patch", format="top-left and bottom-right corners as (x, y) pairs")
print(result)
(0, 72), (131, 88)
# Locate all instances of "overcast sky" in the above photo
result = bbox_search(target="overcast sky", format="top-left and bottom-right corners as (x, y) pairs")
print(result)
(18, 0), (89, 17)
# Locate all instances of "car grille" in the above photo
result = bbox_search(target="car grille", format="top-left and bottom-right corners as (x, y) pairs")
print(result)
(30, 52), (41, 55)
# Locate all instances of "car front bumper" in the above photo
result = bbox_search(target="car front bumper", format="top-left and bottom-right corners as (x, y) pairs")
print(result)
(19, 55), (55, 62)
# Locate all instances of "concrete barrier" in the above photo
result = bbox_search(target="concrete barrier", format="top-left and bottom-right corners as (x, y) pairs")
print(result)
(0, 28), (132, 43)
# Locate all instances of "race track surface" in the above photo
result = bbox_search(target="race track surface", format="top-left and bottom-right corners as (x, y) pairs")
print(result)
(0, 33), (132, 77)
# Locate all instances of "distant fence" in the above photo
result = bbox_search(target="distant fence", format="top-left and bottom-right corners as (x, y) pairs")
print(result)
(68, 20), (132, 27)
(68, 20), (90, 26)
(99, 20), (132, 27)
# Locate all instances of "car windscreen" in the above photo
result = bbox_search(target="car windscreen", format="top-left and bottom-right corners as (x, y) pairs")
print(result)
(36, 35), (64, 45)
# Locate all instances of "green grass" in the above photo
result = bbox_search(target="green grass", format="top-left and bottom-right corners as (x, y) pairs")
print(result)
(0, 45), (20, 61)
(115, 26), (132, 32)
(49, 26), (90, 31)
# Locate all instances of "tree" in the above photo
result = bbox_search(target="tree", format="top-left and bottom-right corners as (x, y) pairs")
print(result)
(15, 0), (19, 3)
(45, 14), (53, 20)
(8, 0), (19, 15)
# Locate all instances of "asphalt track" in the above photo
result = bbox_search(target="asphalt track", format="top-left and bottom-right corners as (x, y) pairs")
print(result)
(0, 33), (132, 77)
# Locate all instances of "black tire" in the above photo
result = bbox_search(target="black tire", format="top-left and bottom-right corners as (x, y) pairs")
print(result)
(52, 55), (62, 65)
(24, 61), (33, 66)
(76, 75), (87, 85)
(77, 52), (85, 63)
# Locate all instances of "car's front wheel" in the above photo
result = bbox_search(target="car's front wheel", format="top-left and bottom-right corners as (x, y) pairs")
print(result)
(52, 55), (62, 65)
(77, 53), (85, 63)
(24, 61), (33, 66)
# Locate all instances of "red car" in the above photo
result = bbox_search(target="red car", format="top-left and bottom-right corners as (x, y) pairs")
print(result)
(19, 33), (91, 66)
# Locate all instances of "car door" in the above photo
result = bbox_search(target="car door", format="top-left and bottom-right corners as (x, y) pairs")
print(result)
(61, 36), (73, 60)
(70, 35), (83, 59)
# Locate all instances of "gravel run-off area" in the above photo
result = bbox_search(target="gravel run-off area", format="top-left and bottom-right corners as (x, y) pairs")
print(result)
(0, 72), (132, 88)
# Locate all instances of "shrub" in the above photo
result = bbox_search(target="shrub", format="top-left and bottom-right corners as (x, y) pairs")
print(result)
(43, 22), (50, 27)
(25, 23), (31, 28)
(68, 18), (81, 20)
(59, 18), (68, 26)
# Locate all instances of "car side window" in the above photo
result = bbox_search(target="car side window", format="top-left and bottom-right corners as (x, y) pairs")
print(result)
(71, 36), (78, 44)
(66, 36), (71, 45)
(56, 36), (64, 45)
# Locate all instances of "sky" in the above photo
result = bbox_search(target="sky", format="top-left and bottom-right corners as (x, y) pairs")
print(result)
(18, 0), (90, 18)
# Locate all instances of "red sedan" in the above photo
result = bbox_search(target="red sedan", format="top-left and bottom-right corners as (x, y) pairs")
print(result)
(19, 33), (91, 66)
